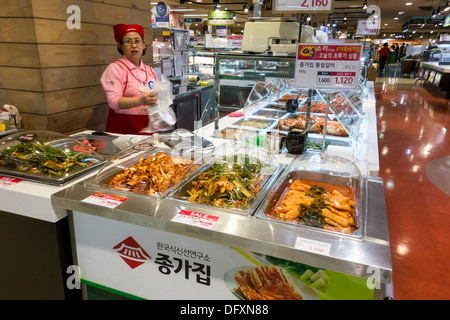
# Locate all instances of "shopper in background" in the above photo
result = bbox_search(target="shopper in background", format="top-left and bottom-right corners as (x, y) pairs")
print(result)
(395, 43), (400, 62)
(100, 24), (159, 134)
(379, 43), (391, 72)
(399, 43), (406, 59)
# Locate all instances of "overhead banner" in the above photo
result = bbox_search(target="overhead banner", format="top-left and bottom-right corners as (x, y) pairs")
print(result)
(208, 11), (235, 26)
(273, 0), (334, 13)
(294, 43), (362, 91)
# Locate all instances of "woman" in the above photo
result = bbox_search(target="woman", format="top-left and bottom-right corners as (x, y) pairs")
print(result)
(379, 43), (391, 72)
(100, 24), (159, 134)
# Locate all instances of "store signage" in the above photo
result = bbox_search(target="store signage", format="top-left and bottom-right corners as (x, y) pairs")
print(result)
(273, 0), (334, 13)
(227, 34), (243, 48)
(82, 192), (127, 208)
(356, 19), (380, 36)
(73, 212), (376, 300)
(172, 210), (219, 229)
(152, 2), (170, 28)
(207, 11), (235, 26)
(294, 43), (362, 90)
(0, 175), (22, 188)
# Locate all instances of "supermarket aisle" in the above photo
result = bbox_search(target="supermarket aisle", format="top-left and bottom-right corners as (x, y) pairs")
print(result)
(374, 71), (450, 300)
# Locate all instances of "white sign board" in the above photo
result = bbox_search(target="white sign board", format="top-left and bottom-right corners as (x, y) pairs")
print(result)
(294, 43), (362, 91)
(356, 19), (380, 36)
(273, 0), (334, 13)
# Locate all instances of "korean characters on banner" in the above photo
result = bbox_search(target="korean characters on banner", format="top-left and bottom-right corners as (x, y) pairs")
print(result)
(294, 44), (362, 91)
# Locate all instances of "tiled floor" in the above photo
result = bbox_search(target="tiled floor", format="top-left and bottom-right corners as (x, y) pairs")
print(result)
(374, 64), (450, 300)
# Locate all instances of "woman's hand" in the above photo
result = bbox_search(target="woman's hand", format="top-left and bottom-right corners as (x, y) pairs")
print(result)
(139, 91), (158, 106)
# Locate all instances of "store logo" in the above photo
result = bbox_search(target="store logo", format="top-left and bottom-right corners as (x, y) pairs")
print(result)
(113, 236), (151, 269)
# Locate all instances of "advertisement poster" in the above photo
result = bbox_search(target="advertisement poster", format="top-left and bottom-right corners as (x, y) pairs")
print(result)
(294, 43), (362, 90)
(73, 212), (375, 300)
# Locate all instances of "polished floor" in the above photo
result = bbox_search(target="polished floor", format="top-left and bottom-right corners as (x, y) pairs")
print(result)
(374, 64), (450, 300)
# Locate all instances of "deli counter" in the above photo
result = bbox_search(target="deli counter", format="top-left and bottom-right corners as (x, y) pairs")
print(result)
(49, 84), (390, 300)
(0, 55), (391, 301)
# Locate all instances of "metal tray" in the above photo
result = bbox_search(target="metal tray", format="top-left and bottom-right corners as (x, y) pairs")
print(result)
(0, 137), (105, 187)
(255, 169), (366, 239)
(219, 127), (258, 141)
(262, 103), (287, 111)
(252, 109), (288, 119)
(85, 148), (203, 200)
(232, 117), (277, 130)
(168, 161), (286, 217)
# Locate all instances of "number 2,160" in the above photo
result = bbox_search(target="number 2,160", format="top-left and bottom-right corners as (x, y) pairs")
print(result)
(301, 0), (329, 8)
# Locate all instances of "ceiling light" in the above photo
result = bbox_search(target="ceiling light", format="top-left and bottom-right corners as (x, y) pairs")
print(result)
(363, 0), (367, 9)
(445, 2), (450, 12)
(243, 4), (248, 12)
(344, 15), (347, 21)
(406, 2), (412, 5)
(394, 17), (399, 20)
(399, 11), (404, 14)
(432, 10), (436, 17)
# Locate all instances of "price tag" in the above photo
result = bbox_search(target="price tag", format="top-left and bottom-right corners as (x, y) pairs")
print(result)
(295, 237), (331, 256)
(172, 210), (219, 230)
(82, 192), (127, 208)
(294, 43), (362, 90)
(0, 176), (22, 188)
(273, 0), (334, 13)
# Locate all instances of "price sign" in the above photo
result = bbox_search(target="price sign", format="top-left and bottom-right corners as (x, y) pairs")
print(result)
(273, 0), (334, 13)
(0, 176), (22, 188)
(172, 210), (219, 230)
(295, 237), (331, 256)
(82, 192), (127, 208)
(294, 43), (362, 90)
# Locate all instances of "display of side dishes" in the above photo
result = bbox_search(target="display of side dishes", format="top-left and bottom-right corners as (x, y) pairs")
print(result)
(0, 141), (100, 177)
(108, 152), (195, 196)
(277, 114), (348, 137)
(271, 179), (357, 234)
(186, 157), (267, 210)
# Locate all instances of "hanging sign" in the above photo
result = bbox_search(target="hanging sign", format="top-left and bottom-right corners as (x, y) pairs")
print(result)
(207, 11), (235, 26)
(294, 43), (362, 90)
(356, 19), (380, 36)
(273, 0), (334, 13)
(152, 2), (170, 28)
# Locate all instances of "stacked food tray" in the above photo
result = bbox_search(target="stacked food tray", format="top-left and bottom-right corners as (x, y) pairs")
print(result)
(219, 89), (354, 151)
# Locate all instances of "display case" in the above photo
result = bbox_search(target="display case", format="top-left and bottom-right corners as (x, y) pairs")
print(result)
(48, 52), (390, 301)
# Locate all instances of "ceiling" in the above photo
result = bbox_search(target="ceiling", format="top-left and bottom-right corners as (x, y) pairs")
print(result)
(159, 0), (450, 37)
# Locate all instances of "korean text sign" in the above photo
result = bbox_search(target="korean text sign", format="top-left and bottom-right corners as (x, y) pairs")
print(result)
(294, 43), (362, 91)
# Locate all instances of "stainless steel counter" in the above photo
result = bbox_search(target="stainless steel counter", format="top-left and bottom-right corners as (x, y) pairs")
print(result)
(51, 174), (392, 284)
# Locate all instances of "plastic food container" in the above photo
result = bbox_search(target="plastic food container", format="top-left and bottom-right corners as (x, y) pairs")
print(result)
(255, 152), (365, 238)
(84, 137), (213, 200)
(169, 144), (284, 216)
(0, 130), (104, 186)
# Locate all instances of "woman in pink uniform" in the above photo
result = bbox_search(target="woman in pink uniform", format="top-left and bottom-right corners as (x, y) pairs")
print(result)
(100, 24), (159, 134)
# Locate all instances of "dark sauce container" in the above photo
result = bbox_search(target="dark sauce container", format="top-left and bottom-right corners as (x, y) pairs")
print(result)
(286, 129), (308, 154)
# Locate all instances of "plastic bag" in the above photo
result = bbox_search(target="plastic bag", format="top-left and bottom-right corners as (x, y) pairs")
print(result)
(140, 77), (177, 133)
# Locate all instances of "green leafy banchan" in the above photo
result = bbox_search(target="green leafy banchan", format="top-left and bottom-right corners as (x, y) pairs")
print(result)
(0, 142), (99, 177)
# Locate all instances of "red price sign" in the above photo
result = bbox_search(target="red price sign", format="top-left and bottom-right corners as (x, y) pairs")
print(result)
(274, 0), (334, 12)
(295, 43), (362, 90)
